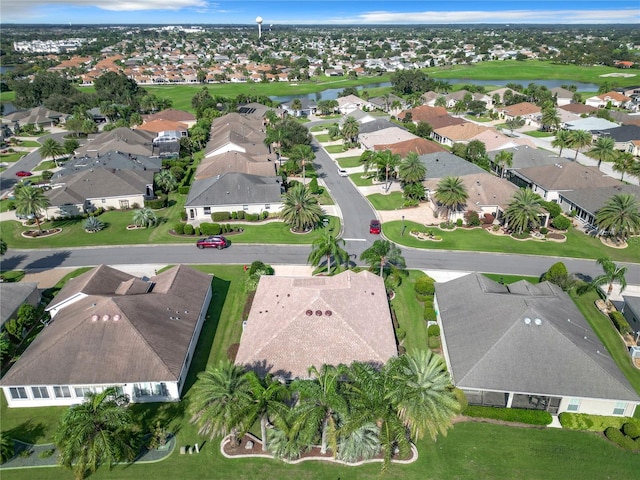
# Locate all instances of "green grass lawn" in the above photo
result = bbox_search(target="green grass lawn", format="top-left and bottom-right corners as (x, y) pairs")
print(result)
(349, 172), (373, 187)
(385, 220), (640, 263)
(309, 125), (327, 133)
(10, 140), (40, 148)
(315, 189), (335, 206)
(336, 156), (362, 168)
(391, 270), (429, 352)
(229, 216), (339, 244)
(367, 192), (406, 210)
(525, 130), (554, 138)
(324, 144), (345, 154)
(0, 152), (28, 163)
(313, 133), (333, 142)
(33, 160), (57, 171)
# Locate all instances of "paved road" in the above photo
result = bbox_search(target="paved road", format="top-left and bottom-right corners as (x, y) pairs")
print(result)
(2, 243), (638, 284)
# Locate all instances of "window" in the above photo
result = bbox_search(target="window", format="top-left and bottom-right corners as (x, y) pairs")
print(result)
(74, 386), (100, 398)
(119, 200), (129, 209)
(203, 207), (211, 215)
(243, 205), (249, 211)
(264, 204), (271, 210)
(133, 382), (168, 398)
(567, 398), (580, 412)
(101, 199), (106, 204)
(9, 387), (27, 400)
(53, 386), (71, 398)
(31, 386), (49, 399)
(613, 401), (626, 416)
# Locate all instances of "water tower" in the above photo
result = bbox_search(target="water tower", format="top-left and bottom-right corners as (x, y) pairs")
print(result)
(256, 16), (263, 39)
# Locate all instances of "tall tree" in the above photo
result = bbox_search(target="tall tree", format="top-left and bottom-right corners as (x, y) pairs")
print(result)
(612, 152), (636, 181)
(503, 188), (544, 234)
(189, 361), (253, 443)
(434, 176), (469, 221)
(398, 152), (426, 184)
(568, 129), (592, 161)
(38, 138), (65, 168)
(308, 228), (348, 274)
(281, 183), (323, 232)
(55, 388), (137, 480)
(595, 193), (640, 243)
(360, 239), (406, 278)
(244, 371), (290, 452)
(552, 129), (572, 157)
(494, 150), (513, 178)
(14, 185), (50, 233)
(288, 144), (315, 181)
(154, 170), (177, 194)
(367, 149), (400, 192)
(341, 116), (359, 145)
(589, 136), (617, 169)
(591, 257), (628, 298)
(541, 106), (560, 132)
(291, 98), (302, 116)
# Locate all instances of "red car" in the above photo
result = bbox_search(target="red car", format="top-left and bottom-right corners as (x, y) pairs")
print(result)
(369, 219), (381, 234)
(196, 235), (230, 250)
(15, 171), (32, 177)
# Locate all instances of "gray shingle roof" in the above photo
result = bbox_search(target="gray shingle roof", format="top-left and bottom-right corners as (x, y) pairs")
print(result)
(488, 146), (566, 170)
(0, 265), (212, 387)
(435, 273), (639, 402)
(560, 185), (640, 216)
(185, 172), (282, 207)
(54, 151), (161, 179)
(420, 152), (485, 179)
(0, 283), (39, 328)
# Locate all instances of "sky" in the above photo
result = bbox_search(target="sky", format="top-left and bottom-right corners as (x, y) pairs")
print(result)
(1, 1), (639, 25)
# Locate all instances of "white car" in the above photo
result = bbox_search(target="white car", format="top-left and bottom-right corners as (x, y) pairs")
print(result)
(337, 168), (348, 177)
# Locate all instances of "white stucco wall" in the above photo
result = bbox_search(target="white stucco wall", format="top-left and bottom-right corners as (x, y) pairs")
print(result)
(186, 202), (283, 222)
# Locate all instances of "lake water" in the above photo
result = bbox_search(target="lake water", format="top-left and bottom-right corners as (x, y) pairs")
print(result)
(270, 79), (600, 103)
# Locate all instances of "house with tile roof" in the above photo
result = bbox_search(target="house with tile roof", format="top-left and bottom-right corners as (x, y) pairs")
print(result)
(397, 105), (465, 131)
(0, 265), (212, 408)
(235, 271), (397, 379)
(195, 151), (277, 181)
(586, 91), (633, 110)
(136, 119), (189, 137)
(496, 102), (542, 128)
(559, 103), (597, 116)
(142, 109), (196, 128)
(44, 168), (155, 218)
(359, 127), (417, 150)
(435, 273), (640, 416)
(432, 122), (490, 147)
(185, 172), (283, 221)
(374, 137), (446, 157)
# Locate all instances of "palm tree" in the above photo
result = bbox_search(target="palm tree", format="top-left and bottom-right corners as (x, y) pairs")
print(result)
(293, 364), (348, 454)
(0, 239), (6, 256)
(398, 152), (426, 184)
(374, 149), (400, 192)
(402, 182), (426, 201)
(341, 116), (359, 145)
(308, 228), (348, 274)
(568, 129), (592, 161)
(188, 361), (253, 443)
(589, 137), (617, 169)
(612, 152), (636, 181)
(336, 422), (380, 463)
(494, 150), (513, 178)
(540, 106), (560, 132)
(132, 208), (157, 228)
(386, 350), (460, 442)
(591, 257), (628, 298)
(38, 138), (66, 168)
(434, 176), (469, 222)
(281, 183), (324, 233)
(154, 170), (177, 194)
(360, 239), (406, 278)
(266, 405), (312, 461)
(595, 193), (640, 243)
(503, 188), (544, 234)
(551, 129), (572, 157)
(244, 371), (290, 452)
(291, 98), (302, 117)
(452, 100), (466, 115)
(55, 387), (137, 480)
(289, 144), (315, 182)
(14, 185), (50, 233)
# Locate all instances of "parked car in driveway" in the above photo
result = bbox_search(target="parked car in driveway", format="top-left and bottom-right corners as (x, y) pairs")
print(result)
(196, 235), (230, 249)
(337, 168), (348, 177)
(369, 219), (381, 234)
(15, 171), (32, 177)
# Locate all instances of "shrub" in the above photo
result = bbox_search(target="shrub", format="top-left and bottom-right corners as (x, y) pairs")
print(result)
(249, 261), (274, 276)
(559, 412), (640, 432)
(456, 218), (463, 227)
(212, 211), (230, 222)
(41, 170), (54, 181)
(84, 216), (105, 232)
(180, 210), (187, 221)
(194, 227), (201, 236)
(541, 200), (562, 219)
(427, 324), (440, 337)
(178, 186), (190, 195)
(604, 426), (639, 451)
(622, 422), (640, 439)
(453, 388), (468, 412)
(38, 448), (55, 459)
(183, 224), (194, 235)
(464, 210), (481, 227)
(551, 215), (571, 230)
(541, 261), (568, 283)
(261, 211), (269, 220)
(308, 177), (319, 194)
(200, 222), (221, 235)
(463, 406), (552, 425)
(173, 222), (185, 235)
(539, 227), (549, 235)
(245, 213), (260, 222)
(144, 196), (167, 209)
(231, 211), (237, 220)
(424, 304), (437, 321)
(414, 275), (435, 296)
(396, 327), (406, 342)
(610, 311), (632, 335)
(236, 211), (245, 220)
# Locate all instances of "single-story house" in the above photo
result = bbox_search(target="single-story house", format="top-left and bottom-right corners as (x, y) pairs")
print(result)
(557, 184), (640, 227)
(2, 106), (69, 129)
(195, 151), (277, 181)
(0, 283), (40, 329)
(586, 91), (633, 110)
(550, 87), (575, 107)
(495, 102), (542, 128)
(185, 172), (283, 221)
(335, 94), (374, 114)
(0, 264), (212, 407)
(374, 137), (447, 157)
(235, 270), (397, 379)
(74, 127), (158, 158)
(44, 168), (155, 218)
(487, 145), (568, 178)
(435, 273), (640, 416)
(564, 117), (619, 132)
(359, 127), (417, 150)
(142, 108), (196, 128)
(53, 151), (162, 179)
(431, 123), (490, 147)
(597, 125), (640, 157)
(397, 105), (465, 130)
(621, 295), (640, 338)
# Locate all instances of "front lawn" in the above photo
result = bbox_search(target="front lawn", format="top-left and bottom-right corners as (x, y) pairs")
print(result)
(367, 191), (406, 210)
(228, 216), (339, 244)
(390, 270), (429, 352)
(385, 220), (640, 263)
(349, 172), (373, 186)
(336, 156), (362, 168)
(0, 152), (28, 163)
(525, 130), (554, 138)
(33, 160), (57, 171)
(324, 144), (346, 154)
(314, 133), (333, 142)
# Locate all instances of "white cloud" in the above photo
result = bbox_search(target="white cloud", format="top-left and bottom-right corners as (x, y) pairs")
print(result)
(2, 0), (209, 13)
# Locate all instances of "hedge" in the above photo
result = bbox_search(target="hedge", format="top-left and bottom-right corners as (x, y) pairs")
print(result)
(183, 224), (194, 235)
(423, 304), (437, 321)
(212, 211), (231, 222)
(178, 186), (190, 195)
(245, 213), (260, 222)
(427, 324), (440, 337)
(236, 211), (245, 220)
(604, 426), (640, 451)
(414, 275), (435, 296)
(558, 412), (640, 432)
(622, 421), (640, 439)
(200, 223), (221, 235)
(173, 222), (185, 234)
(463, 406), (552, 425)
(144, 196), (167, 209)
(609, 311), (632, 335)
(551, 215), (571, 230)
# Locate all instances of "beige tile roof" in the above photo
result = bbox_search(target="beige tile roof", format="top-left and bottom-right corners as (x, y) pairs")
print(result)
(1, 265), (212, 387)
(374, 137), (446, 156)
(235, 271), (397, 379)
(434, 122), (490, 142)
(497, 102), (541, 117)
(425, 172), (518, 212)
(195, 151), (277, 180)
(359, 127), (418, 149)
(137, 119), (188, 134)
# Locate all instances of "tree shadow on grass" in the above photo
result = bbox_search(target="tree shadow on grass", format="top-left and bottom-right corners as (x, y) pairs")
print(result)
(4, 419), (47, 444)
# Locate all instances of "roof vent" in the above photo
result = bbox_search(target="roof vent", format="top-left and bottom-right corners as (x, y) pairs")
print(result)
(534, 318), (542, 325)
(91, 315), (99, 322)
(325, 310), (332, 316)
(315, 310), (322, 316)
(305, 310), (313, 316)
(113, 314), (120, 321)
(524, 317), (531, 325)
(102, 315), (110, 321)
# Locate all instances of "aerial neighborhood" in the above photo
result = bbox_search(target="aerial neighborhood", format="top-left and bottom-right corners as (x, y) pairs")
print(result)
(0, 20), (640, 480)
